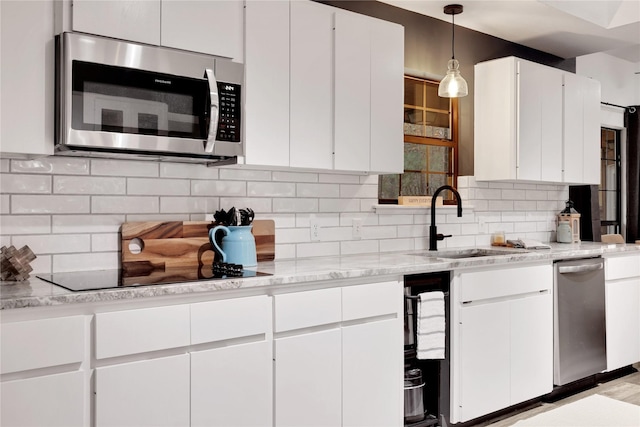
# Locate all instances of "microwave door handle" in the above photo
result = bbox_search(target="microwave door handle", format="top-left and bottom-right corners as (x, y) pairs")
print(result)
(204, 68), (219, 153)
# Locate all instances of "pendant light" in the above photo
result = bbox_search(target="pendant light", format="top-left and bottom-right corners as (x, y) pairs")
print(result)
(438, 4), (468, 98)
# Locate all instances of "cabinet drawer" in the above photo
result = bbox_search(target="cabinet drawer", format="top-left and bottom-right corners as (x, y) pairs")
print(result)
(459, 264), (552, 303)
(274, 287), (341, 333)
(605, 254), (640, 281)
(1, 315), (85, 374)
(96, 304), (190, 359)
(342, 281), (400, 321)
(191, 295), (270, 345)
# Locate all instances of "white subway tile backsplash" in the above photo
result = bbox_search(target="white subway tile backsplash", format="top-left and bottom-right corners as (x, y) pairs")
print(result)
(1, 148), (575, 273)
(53, 252), (119, 272)
(319, 198), (360, 213)
(1, 234), (10, 247)
(272, 171), (318, 183)
(160, 197), (218, 214)
(220, 197), (272, 213)
(11, 157), (90, 175)
(1, 174), (51, 194)
(91, 159), (158, 177)
(52, 215), (124, 233)
(28, 255), (51, 274)
(1, 215), (51, 234)
(296, 183), (339, 198)
(277, 228), (312, 244)
(319, 174), (360, 184)
(1, 195), (9, 214)
(340, 184), (377, 199)
(379, 214), (412, 225)
(273, 198), (317, 213)
(160, 163), (219, 179)
(18, 234), (90, 254)
(12, 195), (90, 214)
(397, 224), (427, 238)
(296, 213), (340, 227)
(379, 238), (414, 252)
(92, 234), (120, 252)
(128, 178), (190, 196)
(192, 180), (246, 196)
(297, 241), (340, 258)
(221, 167), (272, 181)
(364, 225), (397, 239)
(54, 176), (125, 194)
(249, 182), (296, 197)
(92, 196), (159, 214)
(340, 239), (378, 255)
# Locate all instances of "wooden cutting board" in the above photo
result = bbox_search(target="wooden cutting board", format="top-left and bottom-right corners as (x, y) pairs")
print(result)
(121, 220), (275, 272)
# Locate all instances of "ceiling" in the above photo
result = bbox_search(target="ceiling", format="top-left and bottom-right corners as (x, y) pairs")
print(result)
(378, 0), (640, 62)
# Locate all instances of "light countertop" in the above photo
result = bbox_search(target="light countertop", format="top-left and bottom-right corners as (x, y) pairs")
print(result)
(2, 242), (639, 310)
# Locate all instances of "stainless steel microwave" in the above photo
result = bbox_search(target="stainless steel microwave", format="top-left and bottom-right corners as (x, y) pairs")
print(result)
(55, 32), (243, 165)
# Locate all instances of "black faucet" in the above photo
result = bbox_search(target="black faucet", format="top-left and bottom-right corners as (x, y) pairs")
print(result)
(429, 185), (463, 251)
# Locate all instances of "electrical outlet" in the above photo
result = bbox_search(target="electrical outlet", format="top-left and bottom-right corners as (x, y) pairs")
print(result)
(478, 217), (488, 234)
(352, 218), (363, 240)
(310, 218), (321, 241)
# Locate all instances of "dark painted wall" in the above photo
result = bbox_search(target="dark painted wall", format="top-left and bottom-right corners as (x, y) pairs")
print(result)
(317, 0), (575, 176)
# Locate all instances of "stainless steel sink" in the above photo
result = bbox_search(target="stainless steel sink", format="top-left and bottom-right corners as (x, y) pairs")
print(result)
(413, 248), (527, 260)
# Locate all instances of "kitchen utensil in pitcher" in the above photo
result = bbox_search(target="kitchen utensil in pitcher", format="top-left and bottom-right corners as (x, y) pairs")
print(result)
(209, 225), (257, 267)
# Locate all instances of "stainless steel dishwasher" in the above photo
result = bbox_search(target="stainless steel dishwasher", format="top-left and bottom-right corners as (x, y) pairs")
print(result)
(553, 257), (606, 386)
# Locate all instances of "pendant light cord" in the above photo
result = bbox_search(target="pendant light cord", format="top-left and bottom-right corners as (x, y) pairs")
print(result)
(451, 13), (455, 60)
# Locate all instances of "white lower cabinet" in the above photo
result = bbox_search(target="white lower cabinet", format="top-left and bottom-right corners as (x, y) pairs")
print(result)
(96, 355), (190, 427)
(1, 371), (85, 427)
(452, 263), (553, 423)
(191, 340), (272, 427)
(0, 315), (88, 427)
(343, 318), (401, 427)
(275, 328), (343, 427)
(605, 254), (640, 371)
(274, 281), (403, 427)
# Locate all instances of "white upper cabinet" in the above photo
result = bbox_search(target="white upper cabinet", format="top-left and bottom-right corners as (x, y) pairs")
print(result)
(563, 72), (601, 185)
(334, 11), (371, 172)
(289, 0), (334, 170)
(161, 0), (244, 61)
(243, 0), (404, 174)
(72, 0), (161, 45)
(0, 0), (55, 158)
(244, 0), (290, 167)
(71, 0), (243, 61)
(474, 56), (601, 184)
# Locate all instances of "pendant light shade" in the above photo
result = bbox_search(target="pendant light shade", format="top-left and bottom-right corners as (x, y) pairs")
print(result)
(438, 4), (468, 98)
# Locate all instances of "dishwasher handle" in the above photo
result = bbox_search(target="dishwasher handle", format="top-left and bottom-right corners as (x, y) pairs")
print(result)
(558, 263), (603, 274)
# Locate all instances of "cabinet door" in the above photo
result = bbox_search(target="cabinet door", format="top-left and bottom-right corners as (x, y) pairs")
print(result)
(244, 0), (290, 167)
(0, 0), (54, 157)
(72, 0), (160, 45)
(334, 11), (371, 172)
(343, 319), (402, 427)
(563, 73), (601, 185)
(289, 0), (333, 170)
(192, 340), (272, 427)
(275, 329), (342, 427)
(1, 371), (85, 427)
(606, 278), (640, 371)
(370, 18), (404, 174)
(517, 60), (563, 182)
(510, 293), (553, 404)
(458, 302), (510, 422)
(95, 354), (190, 427)
(161, 0), (243, 61)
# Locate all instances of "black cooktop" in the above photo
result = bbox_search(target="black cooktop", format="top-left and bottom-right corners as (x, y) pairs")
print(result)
(37, 264), (272, 292)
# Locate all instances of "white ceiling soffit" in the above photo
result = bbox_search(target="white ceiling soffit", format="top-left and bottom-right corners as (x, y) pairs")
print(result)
(378, 0), (640, 62)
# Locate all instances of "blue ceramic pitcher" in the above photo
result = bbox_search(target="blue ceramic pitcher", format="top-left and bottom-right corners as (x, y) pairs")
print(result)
(209, 225), (257, 267)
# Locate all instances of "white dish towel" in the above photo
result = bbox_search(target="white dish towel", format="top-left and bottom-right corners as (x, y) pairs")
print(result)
(416, 291), (446, 360)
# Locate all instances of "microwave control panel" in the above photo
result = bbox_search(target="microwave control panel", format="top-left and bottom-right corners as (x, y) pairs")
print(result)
(216, 82), (241, 142)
